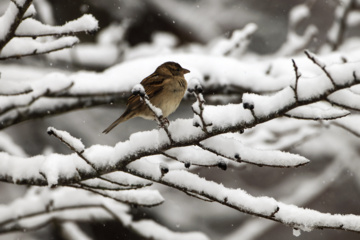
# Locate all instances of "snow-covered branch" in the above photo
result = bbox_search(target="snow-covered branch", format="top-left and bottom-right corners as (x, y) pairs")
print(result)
(0, 53), (359, 186)
(0, 187), (206, 239)
(0, 51), (359, 236)
(0, 0), (98, 60)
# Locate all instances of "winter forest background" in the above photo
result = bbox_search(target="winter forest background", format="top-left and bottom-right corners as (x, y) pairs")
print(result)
(0, 0), (360, 239)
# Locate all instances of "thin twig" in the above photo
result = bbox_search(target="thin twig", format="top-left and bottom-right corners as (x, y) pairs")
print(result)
(304, 50), (336, 87)
(292, 59), (301, 102)
(139, 93), (174, 144)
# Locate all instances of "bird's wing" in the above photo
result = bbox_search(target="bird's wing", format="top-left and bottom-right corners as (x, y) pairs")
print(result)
(127, 73), (171, 108)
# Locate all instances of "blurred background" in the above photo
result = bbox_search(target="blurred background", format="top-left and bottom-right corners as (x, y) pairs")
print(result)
(1, 0), (360, 239)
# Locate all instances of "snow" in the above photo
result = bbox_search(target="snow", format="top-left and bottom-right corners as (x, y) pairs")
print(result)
(94, 189), (164, 206)
(286, 101), (350, 120)
(47, 127), (85, 153)
(165, 146), (228, 166)
(347, 11), (360, 27)
(162, 170), (279, 216)
(101, 172), (152, 187)
(0, 80), (31, 95)
(48, 44), (119, 68)
(305, 50), (326, 68)
(0, 187), (131, 230)
(275, 202), (360, 232)
(127, 158), (163, 181)
(23, 4), (36, 19)
(131, 220), (209, 240)
(0, 36), (79, 59)
(0, 72), (73, 118)
(0, 132), (28, 157)
(61, 222), (92, 240)
(202, 103), (254, 131)
(289, 4), (309, 25)
(16, 14), (98, 36)
(0, 1), (18, 41)
(201, 136), (309, 167)
(293, 228), (301, 237)
(334, 115), (360, 136)
(210, 23), (257, 56)
(242, 87), (296, 118)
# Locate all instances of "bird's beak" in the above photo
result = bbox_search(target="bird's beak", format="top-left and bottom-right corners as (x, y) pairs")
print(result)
(182, 68), (190, 74)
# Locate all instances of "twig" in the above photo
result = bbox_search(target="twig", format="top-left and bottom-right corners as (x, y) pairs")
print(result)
(188, 80), (212, 134)
(133, 85), (174, 144)
(0, 0), (33, 51)
(304, 50), (336, 87)
(0, 40), (79, 60)
(47, 127), (98, 173)
(70, 184), (163, 207)
(0, 82), (74, 117)
(292, 59), (301, 101)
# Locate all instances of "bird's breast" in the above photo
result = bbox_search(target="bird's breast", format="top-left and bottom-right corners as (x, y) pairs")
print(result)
(151, 77), (187, 117)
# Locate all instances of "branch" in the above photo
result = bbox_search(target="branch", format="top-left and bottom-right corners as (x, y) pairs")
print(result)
(0, 56), (359, 186)
(326, 0), (355, 51)
(14, 14), (98, 37)
(0, 1), (98, 59)
(0, 0), (33, 51)
(0, 37), (79, 60)
(132, 84), (174, 144)
(125, 160), (360, 233)
(189, 79), (212, 134)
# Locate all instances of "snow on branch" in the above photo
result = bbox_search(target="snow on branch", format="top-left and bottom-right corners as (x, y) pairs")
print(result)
(0, 187), (195, 238)
(0, 0), (98, 59)
(0, 73), (73, 123)
(0, 80), (32, 96)
(125, 159), (360, 233)
(0, 0), (33, 51)
(276, 3), (318, 56)
(47, 127), (85, 153)
(2, 51), (358, 130)
(0, 187), (130, 234)
(199, 135), (309, 168)
(130, 219), (209, 240)
(325, 0), (356, 51)
(210, 23), (257, 57)
(0, 36), (79, 60)
(0, 54), (359, 187)
(15, 14), (98, 37)
(0, 53), (358, 236)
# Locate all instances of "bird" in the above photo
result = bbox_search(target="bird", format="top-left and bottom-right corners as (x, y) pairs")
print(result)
(103, 61), (190, 134)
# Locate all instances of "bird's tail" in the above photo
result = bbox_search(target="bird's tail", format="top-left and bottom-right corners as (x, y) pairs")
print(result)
(102, 111), (134, 134)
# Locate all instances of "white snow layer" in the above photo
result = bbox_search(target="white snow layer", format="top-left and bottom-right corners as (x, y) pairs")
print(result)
(47, 127), (85, 153)
(201, 136), (309, 167)
(0, 37), (79, 58)
(16, 14), (98, 36)
(131, 220), (209, 240)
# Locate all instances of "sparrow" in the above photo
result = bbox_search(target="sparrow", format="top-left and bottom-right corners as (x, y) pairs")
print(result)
(103, 61), (190, 134)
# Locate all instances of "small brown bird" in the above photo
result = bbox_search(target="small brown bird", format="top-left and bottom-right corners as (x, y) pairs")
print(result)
(103, 61), (190, 134)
